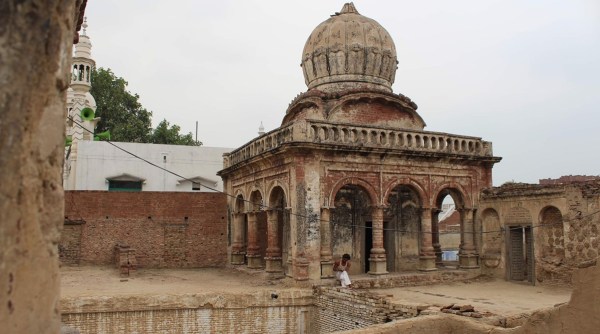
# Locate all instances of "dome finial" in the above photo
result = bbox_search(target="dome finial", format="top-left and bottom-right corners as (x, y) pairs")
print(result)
(338, 3), (359, 15)
(82, 17), (88, 36)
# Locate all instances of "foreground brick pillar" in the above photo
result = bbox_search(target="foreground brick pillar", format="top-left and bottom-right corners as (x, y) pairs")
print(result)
(459, 208), (479, 269)
(231, 213), (246, 264)
(0, 1), (83, 333)
(246, 212), (262, 268)
(419, 208), (437, 271)
(368, 206), (388, 275)
(320, 207), (333, 278)
(265, 209), (282, 273)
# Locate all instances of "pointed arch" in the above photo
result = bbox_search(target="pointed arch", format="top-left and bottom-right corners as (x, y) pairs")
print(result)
(327, 177), (379, 207)
(432, 182), (471, 209)
(266, 180), (289, 208)
(383, 177), (428, 208)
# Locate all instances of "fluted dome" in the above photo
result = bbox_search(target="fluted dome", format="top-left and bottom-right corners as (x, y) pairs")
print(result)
(301, 3), (397, 93)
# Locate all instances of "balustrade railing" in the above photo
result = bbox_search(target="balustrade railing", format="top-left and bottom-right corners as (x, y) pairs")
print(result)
(223, 120), (493, 168)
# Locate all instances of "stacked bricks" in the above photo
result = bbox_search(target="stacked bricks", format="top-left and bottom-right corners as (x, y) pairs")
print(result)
(114, 243), (137, 276)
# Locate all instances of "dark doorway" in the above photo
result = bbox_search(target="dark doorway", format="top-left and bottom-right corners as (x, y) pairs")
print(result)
(365, 222), (372, 273)
(508, 226), (534, 284)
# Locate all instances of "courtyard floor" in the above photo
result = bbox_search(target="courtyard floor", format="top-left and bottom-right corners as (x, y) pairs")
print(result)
(61, 266), (572, 319)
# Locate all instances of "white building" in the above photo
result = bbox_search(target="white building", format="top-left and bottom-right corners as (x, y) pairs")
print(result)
(64, 19), (231, 192)
(65, 141), (231, 192)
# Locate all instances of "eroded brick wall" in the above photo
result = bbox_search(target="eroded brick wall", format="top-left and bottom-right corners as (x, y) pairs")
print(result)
(63, 191), (228, 268)
(314, 287), (412, 333)
(61, 291), (315, 334)
(59, 222), (84, 265)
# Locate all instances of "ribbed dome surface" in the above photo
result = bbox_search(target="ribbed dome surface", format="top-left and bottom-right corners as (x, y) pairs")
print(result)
(301, 3), (397, 92)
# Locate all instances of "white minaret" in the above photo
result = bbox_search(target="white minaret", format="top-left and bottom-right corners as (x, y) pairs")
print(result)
(66, 17), (99, 143)
(65, 17), (100, 189)
(258, 121), (265, 136)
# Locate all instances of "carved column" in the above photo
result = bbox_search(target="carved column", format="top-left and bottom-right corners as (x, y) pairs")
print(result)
(419, 208), (437, 271)
(231, 213), (246, 264)
(432, 209), (443, 266)
(369, 206), (388, 275)
(320, 207), (333, 278)
(265, 209), (282, 273)
(459, 208), (479, 269)
(246, 211), (262, 269)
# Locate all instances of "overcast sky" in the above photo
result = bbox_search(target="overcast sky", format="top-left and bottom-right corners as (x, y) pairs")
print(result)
(84, 0), (599, 186)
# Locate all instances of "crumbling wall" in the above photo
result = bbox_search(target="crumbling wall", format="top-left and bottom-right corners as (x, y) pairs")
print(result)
(479, 182), (600, 285)
(314, 287), (414, 333)
(341, 262), (600, 334)
(61, 291), (315, 334)
(0, 1), (83, 333)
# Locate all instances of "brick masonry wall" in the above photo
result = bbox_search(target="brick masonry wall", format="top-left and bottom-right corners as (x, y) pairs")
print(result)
(60, 221), (84, 265)
(62, 307), (315, 334)
(63, 191), (228, 268)
(61, 291), (315, 334)
(314, 287), (413, 333)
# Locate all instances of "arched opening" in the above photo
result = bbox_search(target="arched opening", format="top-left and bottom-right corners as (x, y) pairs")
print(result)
(266, 186), (288, 274)
(434, 189), (465, 268)
(384, 185), (422, 271)
(331, 184), (372, 274)
(538, 206), (565, 283)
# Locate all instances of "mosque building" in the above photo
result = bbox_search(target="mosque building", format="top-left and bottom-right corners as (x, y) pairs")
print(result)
(63, 19), (231, 193)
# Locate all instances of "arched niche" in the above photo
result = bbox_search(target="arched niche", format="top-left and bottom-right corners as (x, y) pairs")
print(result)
(481, 208), (502, 270)
(537, 206), (566, 283)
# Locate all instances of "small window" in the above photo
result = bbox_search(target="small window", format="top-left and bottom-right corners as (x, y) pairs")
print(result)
(192, 182), (201, 191)
(108, 180), (142, 192)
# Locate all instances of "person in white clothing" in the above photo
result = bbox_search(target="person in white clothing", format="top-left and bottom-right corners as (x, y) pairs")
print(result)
(333, 254), (353, 288)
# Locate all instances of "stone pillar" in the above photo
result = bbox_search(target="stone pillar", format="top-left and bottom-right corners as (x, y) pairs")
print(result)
(320, 207), (333, 278)
(231, 213), (246, 264)
(419, 208), (437, 271)
(368, 206), (388, 275)
(459, 208), (479, 269)
(432, 209), (443, 266)
(246, 212), (262, 269)
(1, 2), (83, 333)
(265, 209), (283, 273)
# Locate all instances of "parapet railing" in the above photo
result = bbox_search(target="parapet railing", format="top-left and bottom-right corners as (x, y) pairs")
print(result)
(223, 120), (494, 168)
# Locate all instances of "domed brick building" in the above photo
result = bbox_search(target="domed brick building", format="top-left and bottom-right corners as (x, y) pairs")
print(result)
(218, 3), (501, 281)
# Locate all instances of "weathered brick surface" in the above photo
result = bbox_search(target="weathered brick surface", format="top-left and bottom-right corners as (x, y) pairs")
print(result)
(60, 222), (84, 265)
(314, 287), (414, 333)
(61, 291), (316, 334)
(480, 181), (600, 285)
(63, 191), (228, 268)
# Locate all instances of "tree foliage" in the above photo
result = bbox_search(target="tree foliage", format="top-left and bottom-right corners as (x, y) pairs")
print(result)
(90, 67), (201, 146)
(90, 68), (152, 142)
(151, 119), (201, 146)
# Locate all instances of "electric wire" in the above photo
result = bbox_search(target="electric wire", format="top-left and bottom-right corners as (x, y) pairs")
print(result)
(67, 116), (600, 237)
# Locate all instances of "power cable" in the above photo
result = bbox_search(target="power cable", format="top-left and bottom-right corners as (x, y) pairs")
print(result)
(67, 116), (600, 237)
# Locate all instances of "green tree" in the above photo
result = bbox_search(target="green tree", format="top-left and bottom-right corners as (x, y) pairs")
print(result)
(90, 67), (201, 146)
(90, 68), (152, 142)
(151, 119), (201, 146)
